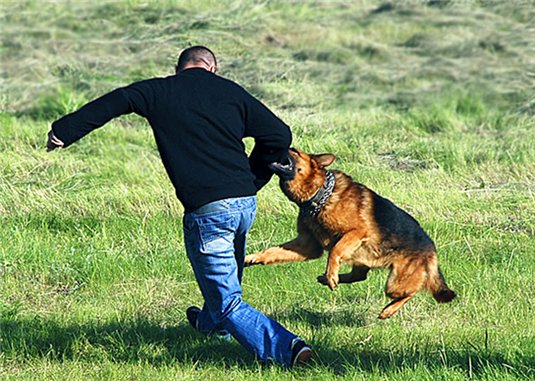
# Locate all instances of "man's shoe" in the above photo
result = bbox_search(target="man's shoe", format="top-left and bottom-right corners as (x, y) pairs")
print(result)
(186, 306), (201, 330)
(186, 305), (231, 342)
(291, 338), (312, 367)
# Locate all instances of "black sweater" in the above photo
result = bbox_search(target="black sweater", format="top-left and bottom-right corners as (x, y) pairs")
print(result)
(52, 68), (292, 212)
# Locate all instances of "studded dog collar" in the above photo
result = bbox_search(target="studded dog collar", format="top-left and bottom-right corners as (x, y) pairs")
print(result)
(298, 170), (336, 217)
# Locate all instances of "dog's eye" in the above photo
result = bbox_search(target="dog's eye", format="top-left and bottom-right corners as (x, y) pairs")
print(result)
(297, 168), (302, 173)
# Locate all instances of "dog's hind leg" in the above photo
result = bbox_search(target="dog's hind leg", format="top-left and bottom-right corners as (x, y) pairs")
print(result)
(379, 256), (427, 319)
(379, 296), (413, 320)
(318, 265), (369, 286)
(244, 233), (323, 266)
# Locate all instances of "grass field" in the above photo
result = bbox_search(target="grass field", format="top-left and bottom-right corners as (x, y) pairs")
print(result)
(1, 1), (534, 380)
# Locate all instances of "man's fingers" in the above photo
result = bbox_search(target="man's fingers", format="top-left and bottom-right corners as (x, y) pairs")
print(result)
(51, 136), (64, 146)
(46, 131), (64, 151)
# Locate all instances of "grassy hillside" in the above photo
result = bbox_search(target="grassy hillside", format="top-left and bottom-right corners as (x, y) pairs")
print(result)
(1, 1), (534, 380)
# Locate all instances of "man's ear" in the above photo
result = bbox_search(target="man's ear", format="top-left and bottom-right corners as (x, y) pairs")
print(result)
(313, 154), (336, 168)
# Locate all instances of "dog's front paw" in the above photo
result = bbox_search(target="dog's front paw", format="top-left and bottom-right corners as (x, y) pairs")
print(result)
(244, 254), (262, 267)
(324, 272), (339, 291)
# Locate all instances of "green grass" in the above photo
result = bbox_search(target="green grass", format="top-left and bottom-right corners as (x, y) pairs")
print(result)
(1, 1), (534, 380)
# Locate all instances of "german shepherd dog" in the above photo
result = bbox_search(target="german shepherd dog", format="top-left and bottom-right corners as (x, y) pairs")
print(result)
(245, 148), (455, 319)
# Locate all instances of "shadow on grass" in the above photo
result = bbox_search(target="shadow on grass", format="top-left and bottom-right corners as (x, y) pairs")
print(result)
(276, 308), (533, 377)
(1, 316), (533, 378)
(275, 307), (368, 329)
(313, 345), (534, 378)
(0, 317), (252, 368)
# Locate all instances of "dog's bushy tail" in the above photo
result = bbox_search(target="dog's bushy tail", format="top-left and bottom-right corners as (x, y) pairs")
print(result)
(426, 254), (456, 303)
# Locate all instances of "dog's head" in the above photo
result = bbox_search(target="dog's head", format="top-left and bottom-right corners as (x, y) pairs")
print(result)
(270, 148), (336, 204)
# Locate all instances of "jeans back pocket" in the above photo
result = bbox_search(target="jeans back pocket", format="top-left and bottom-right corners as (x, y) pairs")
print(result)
(197, 212), (239, 254)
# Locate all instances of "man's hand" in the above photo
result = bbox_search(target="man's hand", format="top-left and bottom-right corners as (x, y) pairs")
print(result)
(46, 130), (64, 152)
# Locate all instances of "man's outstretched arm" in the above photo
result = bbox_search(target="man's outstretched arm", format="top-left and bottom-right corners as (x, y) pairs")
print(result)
(47, 81), (154, 151)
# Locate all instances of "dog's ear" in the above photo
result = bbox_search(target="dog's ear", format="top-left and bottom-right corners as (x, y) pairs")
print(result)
(313, 154), (336, 168)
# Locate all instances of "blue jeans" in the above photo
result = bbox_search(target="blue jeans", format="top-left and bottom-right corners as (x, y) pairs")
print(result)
(183, 196), (298, 366)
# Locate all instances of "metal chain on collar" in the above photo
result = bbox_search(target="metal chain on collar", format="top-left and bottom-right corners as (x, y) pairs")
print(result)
(299, 170), (336, 217)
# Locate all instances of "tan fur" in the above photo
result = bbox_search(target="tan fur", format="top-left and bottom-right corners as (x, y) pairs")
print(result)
(245, 148), (455, 319)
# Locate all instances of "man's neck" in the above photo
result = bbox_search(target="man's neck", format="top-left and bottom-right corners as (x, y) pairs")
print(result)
(180, 62), (216, 74)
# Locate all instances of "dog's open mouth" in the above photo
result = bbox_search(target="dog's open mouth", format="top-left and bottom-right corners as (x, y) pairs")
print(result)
(269, 153), (295, 181)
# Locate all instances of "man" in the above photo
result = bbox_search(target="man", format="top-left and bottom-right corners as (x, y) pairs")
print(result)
(47, 46), (312, 367)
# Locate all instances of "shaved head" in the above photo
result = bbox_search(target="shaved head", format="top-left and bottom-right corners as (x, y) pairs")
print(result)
(176, 46), (217, 73)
